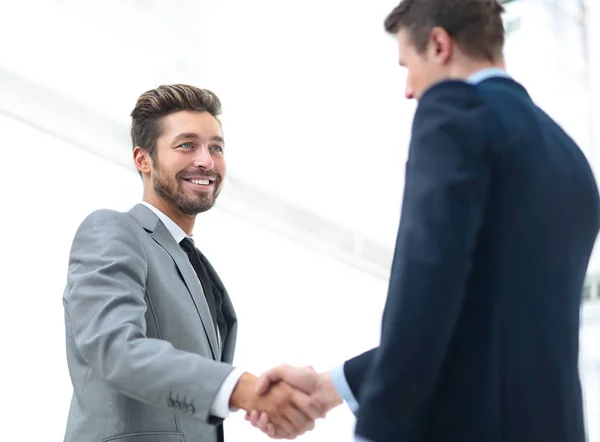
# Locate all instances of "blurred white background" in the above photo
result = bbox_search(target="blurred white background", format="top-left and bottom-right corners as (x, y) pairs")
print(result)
(0, 0), (599, 440)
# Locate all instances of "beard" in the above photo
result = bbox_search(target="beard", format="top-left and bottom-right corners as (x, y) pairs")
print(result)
(152, 163), (221, 216)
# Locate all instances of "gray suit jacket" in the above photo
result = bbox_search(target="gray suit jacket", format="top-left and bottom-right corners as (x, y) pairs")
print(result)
(63, 204), (238, 442)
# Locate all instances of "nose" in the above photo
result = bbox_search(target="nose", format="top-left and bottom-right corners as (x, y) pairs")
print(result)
(192, 145), (215, 170)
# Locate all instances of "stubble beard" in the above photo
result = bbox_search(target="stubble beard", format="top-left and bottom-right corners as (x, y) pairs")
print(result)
(152, 164), (221, 216)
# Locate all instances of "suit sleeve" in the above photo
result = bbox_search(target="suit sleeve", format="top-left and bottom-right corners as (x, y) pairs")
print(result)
(343, 349), (376, 403)
(63, 210), (234, 424)
(354, 82), (496, 442)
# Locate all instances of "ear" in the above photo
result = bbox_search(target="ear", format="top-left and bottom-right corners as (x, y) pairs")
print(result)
(428, 27), (453, 64)
(133, 146), (152, 175)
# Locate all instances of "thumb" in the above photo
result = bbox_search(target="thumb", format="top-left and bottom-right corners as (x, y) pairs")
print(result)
(256, 365), (289, 395)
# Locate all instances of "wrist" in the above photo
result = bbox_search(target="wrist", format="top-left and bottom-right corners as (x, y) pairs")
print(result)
(229, 372), (258, 411)
(316, 371), (343, 412)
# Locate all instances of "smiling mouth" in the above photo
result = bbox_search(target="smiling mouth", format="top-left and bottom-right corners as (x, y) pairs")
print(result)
(182, 177), (216, 186)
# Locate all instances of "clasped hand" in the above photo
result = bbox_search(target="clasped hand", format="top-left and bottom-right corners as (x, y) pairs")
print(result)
(234, 365), (343, 439)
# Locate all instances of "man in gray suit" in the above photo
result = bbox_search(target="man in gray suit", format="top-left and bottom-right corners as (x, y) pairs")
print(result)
(63, 84), (322, 442)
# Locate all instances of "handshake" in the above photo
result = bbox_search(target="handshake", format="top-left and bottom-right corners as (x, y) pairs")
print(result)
(229, 365), (343, 439)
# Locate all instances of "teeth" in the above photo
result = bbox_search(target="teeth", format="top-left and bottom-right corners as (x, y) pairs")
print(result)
(189, 179), (210, 185)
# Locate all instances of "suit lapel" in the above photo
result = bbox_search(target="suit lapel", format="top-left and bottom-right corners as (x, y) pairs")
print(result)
(129, 204), (220, 359)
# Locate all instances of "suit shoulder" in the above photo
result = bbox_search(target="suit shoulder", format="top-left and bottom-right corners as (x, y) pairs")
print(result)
(78, 209), (131, 228)
(418, 80), (485, 114)
(414, 80), (501, 145)
(74, 209), (141, 239)
(69, 209), (148, 265)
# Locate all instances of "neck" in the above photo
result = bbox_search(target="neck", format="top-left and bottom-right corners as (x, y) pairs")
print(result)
(143, 193), (196, 236)
(449, 58), (505, 80)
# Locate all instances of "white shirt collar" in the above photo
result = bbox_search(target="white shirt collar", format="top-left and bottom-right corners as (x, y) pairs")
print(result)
(140, 201), (190, 244)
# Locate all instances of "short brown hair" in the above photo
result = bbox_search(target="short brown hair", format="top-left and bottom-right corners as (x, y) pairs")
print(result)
(384, 0), (505, 61)
(130, 84), (222, 160)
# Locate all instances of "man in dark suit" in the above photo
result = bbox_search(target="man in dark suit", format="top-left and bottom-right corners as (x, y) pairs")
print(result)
(249, 0), (600, 441)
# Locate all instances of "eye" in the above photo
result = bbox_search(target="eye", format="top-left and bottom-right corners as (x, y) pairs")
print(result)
(179, 142), (194, 149)
(210, 145), (224, 153)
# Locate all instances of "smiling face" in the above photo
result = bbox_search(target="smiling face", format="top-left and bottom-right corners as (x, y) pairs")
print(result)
(135, 110), (226, 218)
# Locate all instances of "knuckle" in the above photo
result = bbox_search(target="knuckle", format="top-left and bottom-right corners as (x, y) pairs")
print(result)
(309, 398), (323, 415)
(273, 395), (285, 409)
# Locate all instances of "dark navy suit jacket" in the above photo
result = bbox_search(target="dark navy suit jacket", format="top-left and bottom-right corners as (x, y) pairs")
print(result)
(345, 77), (600, 442)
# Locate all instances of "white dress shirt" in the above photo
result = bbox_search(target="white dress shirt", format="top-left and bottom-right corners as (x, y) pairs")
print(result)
(141, 201), (244, 419)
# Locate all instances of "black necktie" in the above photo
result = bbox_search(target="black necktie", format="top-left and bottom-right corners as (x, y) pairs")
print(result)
(180, 238), (227, 345)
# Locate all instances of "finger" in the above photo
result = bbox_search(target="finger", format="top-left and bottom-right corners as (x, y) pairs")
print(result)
(267, 422), (278, 439)
(259, 364), (321, 396)
(289, 413), (315, 437)
(251, 411), (285, 439)
(256, 365), (291, 395)
(249, 410), (261, 427)
(257, 411), (270, 432)
(266, 422), (286, 440)
(269, 413), (297, 439)
(281, 366), (318, 393)
(291, 390), (326, 420)
(255, 374), (276, 395)
(281, 403), (315, 437)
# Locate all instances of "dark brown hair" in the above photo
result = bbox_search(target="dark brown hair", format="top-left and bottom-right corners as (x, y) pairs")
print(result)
(130, 84), (222, 160)
(384, 0), (505, 61)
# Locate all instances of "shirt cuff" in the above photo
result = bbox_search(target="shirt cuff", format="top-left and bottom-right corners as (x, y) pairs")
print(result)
(210, 368), (245, 418)
(330, 363), (360, 414)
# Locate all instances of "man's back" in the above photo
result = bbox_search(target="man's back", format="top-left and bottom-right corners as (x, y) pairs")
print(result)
(424, 77), (599, 441)
(250, 2), (600, 441)
(350, 77), (600, 442)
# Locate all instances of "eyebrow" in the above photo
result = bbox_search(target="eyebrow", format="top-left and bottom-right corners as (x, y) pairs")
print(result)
(171, 132), (225, 145)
